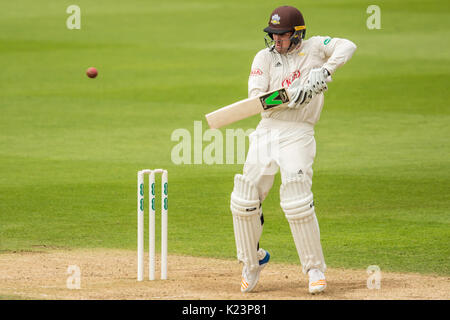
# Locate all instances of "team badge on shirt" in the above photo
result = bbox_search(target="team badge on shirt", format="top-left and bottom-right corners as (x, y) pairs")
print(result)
(271, 14), (281, 25)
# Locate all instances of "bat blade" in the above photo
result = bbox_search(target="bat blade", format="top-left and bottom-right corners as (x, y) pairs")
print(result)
(205, 88), (289, 129)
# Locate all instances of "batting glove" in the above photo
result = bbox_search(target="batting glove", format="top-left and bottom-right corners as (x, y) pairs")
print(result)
(287, 78), (313, 109)
(308, 67), (330, 94)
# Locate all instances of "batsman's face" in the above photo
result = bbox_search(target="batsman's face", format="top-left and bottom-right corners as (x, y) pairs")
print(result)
(273, 32), (292, 54)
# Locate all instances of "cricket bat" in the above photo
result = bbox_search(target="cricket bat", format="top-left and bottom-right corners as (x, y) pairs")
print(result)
(205, 88), (290, 129)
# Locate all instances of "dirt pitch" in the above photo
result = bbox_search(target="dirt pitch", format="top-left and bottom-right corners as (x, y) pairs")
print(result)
(0, 249), (448, 300)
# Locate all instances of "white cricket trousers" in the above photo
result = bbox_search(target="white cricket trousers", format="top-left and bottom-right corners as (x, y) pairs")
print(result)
(243, 118), (316, 200)
(242, 117), (327, 274)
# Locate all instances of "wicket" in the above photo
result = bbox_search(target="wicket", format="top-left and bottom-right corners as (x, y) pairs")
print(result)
(137, 169), (168, 281)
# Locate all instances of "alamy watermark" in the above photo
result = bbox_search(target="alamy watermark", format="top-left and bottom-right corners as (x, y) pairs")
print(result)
(66, 5), (81, 30)
(171, 121), (254, 165)
(170, 121), (285, 166)
(66, 265), (81, 289)
(366, 265), (382, 289)
(366, 5), (381, 30)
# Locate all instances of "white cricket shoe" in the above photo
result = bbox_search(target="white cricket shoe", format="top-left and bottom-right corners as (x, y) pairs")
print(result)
(308, 268), (327, 294)
(240, 248), (270, 293)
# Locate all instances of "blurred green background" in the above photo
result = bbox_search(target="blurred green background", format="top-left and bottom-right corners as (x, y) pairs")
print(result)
(0, 0), (449, 275)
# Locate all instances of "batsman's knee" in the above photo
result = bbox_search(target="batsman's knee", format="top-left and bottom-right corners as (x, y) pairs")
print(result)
(279, 177), (314, 219)
(230, 174), (260, 215)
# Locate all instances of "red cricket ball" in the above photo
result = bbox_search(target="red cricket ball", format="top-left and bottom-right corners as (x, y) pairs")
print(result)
(86, 67), (98, 78)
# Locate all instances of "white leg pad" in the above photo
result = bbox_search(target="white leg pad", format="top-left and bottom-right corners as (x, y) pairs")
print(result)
(280, 178), (326, 274)
(230, 174), (262, 272)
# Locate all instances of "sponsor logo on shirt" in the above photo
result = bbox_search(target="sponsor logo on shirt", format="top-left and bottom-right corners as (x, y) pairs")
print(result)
(281, 69), (301, 88)
(324, 37), (331, 45)
(250, 68), (263, 76)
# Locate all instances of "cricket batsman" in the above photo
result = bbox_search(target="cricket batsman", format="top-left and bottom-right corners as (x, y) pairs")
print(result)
(230, 6), (357, 294)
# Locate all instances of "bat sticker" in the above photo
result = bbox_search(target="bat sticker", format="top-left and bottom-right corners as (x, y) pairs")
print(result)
(260, 89), (290, 110)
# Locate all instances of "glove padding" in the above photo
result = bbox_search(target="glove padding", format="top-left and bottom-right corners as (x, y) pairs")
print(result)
(287, 78), (313, 109)
(308, 67), (329, 94)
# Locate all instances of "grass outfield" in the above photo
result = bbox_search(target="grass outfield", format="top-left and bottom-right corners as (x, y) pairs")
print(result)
(0, 0), (449, 276)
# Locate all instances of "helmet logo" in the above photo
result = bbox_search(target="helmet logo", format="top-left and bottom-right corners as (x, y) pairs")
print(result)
(271, 14), (281, 25)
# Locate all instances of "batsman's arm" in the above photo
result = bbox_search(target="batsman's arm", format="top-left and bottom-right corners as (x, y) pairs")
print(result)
(319, 37), (357, 75)
(248, 49), (271, 98)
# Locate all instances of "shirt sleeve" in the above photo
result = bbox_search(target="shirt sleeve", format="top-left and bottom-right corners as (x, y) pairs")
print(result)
(248, 50), (271, 98)
(315, 36), (357, 75)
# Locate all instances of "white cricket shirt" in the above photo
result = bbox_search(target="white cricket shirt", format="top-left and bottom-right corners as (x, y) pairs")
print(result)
(248, 36), (357, 125)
